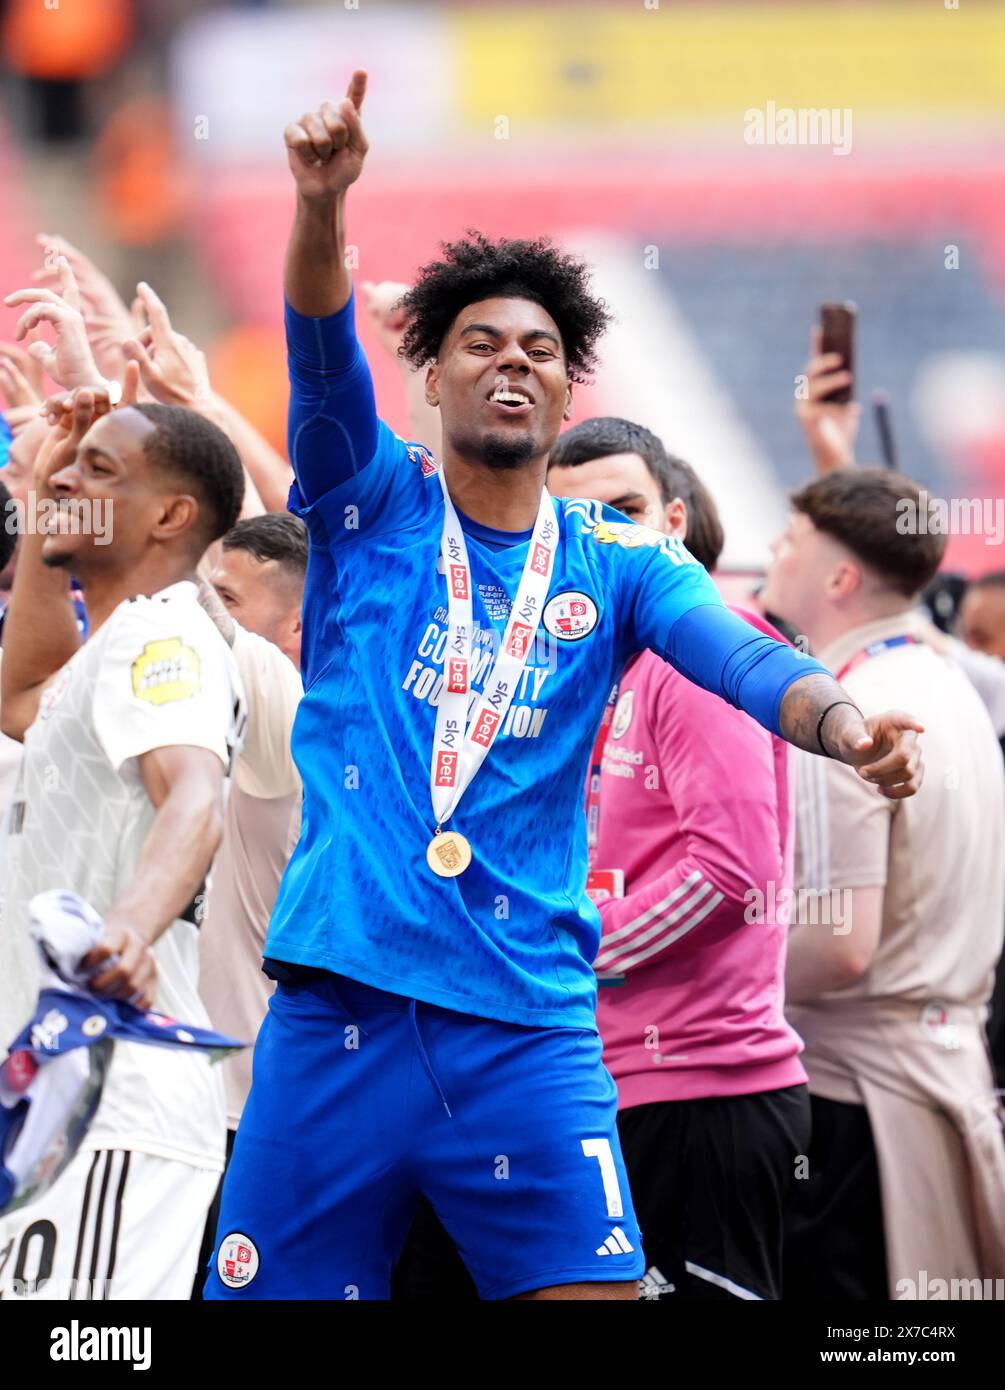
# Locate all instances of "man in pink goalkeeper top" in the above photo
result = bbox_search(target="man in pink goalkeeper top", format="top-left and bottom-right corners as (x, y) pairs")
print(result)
(549, 418), (810, 1303)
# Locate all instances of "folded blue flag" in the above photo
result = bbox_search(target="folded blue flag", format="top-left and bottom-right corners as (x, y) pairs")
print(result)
(1, 993), (244, 1214)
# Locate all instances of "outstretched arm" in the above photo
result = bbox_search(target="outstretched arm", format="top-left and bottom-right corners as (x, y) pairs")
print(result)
(627, 549), (924, 799)
(121, 280), (282, 514)
(665, 606), (924, 797)
(777, 670), (922, 798)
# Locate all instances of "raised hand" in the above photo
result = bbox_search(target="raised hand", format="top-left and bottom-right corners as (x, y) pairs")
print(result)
(5, 258), (105, 393)
(285, 70), (369, 202)
(31, 232), (137, 379)
(121, 282), (211, 406)
(0, 342), (43, 408)
(34, 385), (117, 492)
(796, 327), (862, 474)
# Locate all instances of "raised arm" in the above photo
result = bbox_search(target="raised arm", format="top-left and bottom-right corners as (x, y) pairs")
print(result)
(121, 280), (281, 514)
(794, 326), (861, 476)
(283, 70), (367, 317)
(0, 393), (104, 740)
(282, 74), (388, 506)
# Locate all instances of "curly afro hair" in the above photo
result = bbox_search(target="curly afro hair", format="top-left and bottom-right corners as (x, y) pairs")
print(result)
(399, 230), (612, 384)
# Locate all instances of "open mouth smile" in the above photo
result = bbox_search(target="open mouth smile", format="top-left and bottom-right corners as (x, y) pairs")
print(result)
(486, 383), (535, 417)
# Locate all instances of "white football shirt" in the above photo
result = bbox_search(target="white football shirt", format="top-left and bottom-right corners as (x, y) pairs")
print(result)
(1, 581), (246, 1170)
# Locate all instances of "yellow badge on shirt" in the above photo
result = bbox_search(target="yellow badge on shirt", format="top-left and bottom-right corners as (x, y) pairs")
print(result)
(131, 637), (201, 705)
(588, 520), (695, 566)
(590, 520), (663, 549)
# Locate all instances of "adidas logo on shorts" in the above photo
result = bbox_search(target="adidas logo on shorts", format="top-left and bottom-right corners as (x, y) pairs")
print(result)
(595, 1226), (635, 1257)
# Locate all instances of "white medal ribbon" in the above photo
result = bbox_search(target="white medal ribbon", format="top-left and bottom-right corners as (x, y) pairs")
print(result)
(430, 465), (558, 830)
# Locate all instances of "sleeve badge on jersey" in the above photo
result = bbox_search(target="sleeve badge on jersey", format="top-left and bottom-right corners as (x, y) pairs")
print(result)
(587, 520), (695, 566)
(130, 637), (201, 705)
(589, 519), (661, 549)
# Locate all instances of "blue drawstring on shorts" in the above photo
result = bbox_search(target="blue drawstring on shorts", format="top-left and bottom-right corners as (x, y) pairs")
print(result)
(408, 998), (452, 1118)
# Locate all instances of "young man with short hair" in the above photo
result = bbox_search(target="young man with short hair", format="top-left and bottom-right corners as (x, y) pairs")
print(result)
(761, 468), (1005, 1297)
(0, 388), (246, 1299)
(207, 74), (924, 1302)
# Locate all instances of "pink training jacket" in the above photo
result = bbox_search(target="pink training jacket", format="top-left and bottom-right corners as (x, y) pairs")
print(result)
(593, 607), (807, 1108)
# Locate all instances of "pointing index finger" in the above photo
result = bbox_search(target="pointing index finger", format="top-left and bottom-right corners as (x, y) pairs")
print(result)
(346, 69), (368, 112)
(137, 281), (172, 342)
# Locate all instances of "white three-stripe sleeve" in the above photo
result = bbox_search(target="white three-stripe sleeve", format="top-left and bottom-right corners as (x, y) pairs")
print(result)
(594, 868), (725, 972)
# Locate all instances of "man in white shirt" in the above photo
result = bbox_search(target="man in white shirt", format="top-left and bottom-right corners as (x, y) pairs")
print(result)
(0, 386), (246, 1300)
(760, 466), (1005, 1299)
(0, 424), (90, 1044)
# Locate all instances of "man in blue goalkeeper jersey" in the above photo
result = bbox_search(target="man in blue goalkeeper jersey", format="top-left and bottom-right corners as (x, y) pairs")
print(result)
(206, 71), (924, 1302)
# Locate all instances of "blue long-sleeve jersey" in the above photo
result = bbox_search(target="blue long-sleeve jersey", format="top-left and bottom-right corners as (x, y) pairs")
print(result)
(265, 292), (829, 1028)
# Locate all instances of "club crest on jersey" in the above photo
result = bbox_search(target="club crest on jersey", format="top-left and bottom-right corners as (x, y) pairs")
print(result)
(542, 591), (599, 642)
(406, 442), (437, 477)
(217, 1232), (259, 1289)
(611, 689), (634, 740)
(131, 637), (201, 705)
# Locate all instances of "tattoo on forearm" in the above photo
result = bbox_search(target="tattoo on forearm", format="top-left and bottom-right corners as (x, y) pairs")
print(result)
(779, 673), (861, 757)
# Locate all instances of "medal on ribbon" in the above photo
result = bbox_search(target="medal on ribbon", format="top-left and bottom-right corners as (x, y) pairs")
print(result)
(426, 465), (558, 876)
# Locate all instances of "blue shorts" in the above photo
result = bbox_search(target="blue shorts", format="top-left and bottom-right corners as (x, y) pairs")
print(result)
(204, 974), (643, 1300)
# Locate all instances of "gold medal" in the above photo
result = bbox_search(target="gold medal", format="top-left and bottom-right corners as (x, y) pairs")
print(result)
(426, 828), (472, 878)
